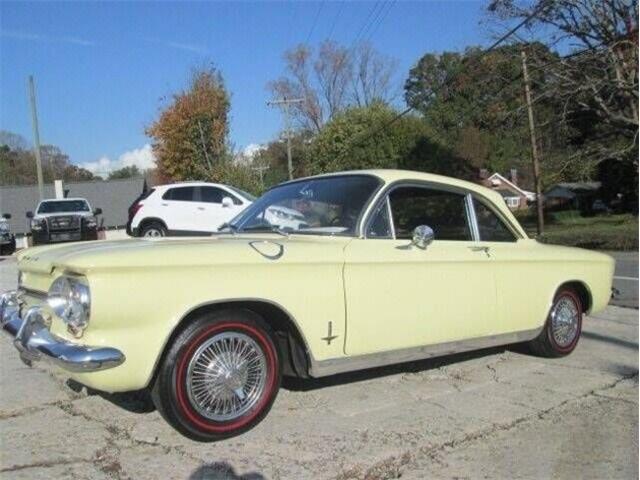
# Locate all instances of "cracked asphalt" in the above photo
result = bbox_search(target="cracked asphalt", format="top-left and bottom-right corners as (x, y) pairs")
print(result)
(0, 256), (638, 479)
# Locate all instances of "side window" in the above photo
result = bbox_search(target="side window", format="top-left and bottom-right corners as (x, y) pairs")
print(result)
(473, 198), (517, 242)
(367, 199), (393, 238)
(199, 187), (223, 204)
(162, 187), (195, 202)
(389, 186), (471, 241)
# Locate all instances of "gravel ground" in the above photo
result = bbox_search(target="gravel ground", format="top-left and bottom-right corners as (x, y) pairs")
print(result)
(0, 256), (638, 479)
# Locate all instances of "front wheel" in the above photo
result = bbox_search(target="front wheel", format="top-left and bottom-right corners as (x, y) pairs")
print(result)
(152, 309), (281, 441)
(528, 289), (583, 357)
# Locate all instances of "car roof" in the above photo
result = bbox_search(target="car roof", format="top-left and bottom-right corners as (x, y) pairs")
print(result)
(155, 182), (229, 189)
(282, 169), (494, 196)
(39, 197), (88, 202)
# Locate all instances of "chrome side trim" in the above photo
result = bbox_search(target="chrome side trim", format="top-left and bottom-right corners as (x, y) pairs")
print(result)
(308, 328), (542, 377)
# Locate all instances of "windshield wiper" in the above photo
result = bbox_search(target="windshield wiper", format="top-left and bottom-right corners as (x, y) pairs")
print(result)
(241, 224), (290, 237)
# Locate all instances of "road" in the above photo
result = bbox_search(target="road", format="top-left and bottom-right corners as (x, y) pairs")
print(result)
(608, 251), (639, 309)
(0, 254), (638, 479)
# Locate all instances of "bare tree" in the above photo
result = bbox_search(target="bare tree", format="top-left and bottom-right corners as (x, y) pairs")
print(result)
(269, 41), (398, 132)
(351, 43), (398, 107)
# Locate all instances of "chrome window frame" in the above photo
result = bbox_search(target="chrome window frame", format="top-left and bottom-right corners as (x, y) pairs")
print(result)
(362, 181), (479, 241)
(471, 194), (521, 242)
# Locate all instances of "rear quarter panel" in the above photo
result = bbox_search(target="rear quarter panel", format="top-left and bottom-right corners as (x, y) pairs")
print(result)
(489, 239), (614, 334)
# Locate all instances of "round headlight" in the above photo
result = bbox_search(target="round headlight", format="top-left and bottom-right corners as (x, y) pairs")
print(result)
(48, 275), (91, 335)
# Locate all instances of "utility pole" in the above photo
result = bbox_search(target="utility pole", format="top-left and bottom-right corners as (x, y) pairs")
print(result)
(521, 48), (544, 235)
(267, 97), (304, 180)
(28, 75), (45, 200)
(251, 164), (269, 188)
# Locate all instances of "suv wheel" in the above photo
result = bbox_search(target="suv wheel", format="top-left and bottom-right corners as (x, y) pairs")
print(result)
(140, 222), (166, 238)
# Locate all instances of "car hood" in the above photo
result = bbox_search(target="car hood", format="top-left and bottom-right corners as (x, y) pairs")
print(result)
(16, 235), (352, 274)
(34, 212), (94, 220)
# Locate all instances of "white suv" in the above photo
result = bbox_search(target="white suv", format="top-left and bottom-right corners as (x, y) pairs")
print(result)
(126, 182), (255, 237)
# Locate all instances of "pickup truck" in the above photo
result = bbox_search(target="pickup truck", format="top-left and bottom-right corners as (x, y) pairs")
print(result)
(26, 198), (102, 246)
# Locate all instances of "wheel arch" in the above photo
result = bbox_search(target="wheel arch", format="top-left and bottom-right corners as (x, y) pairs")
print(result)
(138, 217), (168, 231)
(554, 280), (593, 314)
(149, 299), (314, 388)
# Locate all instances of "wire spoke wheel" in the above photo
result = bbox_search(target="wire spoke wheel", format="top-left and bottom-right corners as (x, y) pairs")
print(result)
(550, 295), (580, 348)
(186, 331), (267, 422)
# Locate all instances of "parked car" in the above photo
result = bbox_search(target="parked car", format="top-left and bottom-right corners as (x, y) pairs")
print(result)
(126, 182), (255, 237)
(26, 198), (102, 246)
(0, 214), (16, 255)
(1, 170), (614, 441)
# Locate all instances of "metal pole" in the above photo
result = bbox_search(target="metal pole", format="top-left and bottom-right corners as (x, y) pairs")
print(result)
(28, 75), (44, 200)
(521, 48), (544, 235)
(267, 97), (304, 181)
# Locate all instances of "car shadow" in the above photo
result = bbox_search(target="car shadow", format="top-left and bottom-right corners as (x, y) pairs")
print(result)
(66, 379), (156, 413)
(283, 344), (513, 392)
(189, 462), (265, 480)
(67, 343), (526, 410)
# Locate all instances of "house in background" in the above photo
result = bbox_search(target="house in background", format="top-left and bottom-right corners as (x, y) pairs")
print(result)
(477, 169), (535, 210)
(544, 182), (601, 211)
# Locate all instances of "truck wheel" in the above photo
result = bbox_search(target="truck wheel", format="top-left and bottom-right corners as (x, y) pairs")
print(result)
(152, 309), (281, 441)
(528, 289), (582, 358)
(140, 221), (166, 238)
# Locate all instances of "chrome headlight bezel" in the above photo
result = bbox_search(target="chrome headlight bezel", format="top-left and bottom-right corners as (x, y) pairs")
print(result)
(47, 275), (91, 337)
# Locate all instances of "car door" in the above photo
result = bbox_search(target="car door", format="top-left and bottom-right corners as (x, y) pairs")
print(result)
(197, 186), (245, 232)
(343, 183), (497, 356)
(161, 186), (198, 232)
(471, 196), (549, 333)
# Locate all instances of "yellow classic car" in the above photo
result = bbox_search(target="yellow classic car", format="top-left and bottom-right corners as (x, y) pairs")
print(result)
(1, 170), (614, 441)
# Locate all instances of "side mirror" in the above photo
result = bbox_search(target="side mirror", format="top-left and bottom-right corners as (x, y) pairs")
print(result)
(26, 211), (34, 219)
(2, 213), (11, 220)
(412, 225), (435, 249)
(221, 197), (234, 208)
(93, 208), (103, 215)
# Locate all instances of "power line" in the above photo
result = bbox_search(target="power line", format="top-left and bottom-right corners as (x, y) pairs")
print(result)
(305, 0), (326, 45)
(351, 1), (383, 48)
(362, 0), (396, 44)
(326, 1), (345, 42)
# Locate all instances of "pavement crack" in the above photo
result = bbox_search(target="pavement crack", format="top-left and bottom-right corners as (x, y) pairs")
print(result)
(0, 458), (92, 473)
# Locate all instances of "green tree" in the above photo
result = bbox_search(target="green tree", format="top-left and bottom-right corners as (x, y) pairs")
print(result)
(146, 66), (231, 181)
(108, 165), (141, 180)
(305, 103), (472, 178)
(404, 44), (576, 187)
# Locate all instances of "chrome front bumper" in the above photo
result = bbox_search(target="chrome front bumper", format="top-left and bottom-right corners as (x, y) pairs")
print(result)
(0, 290), (125, 372)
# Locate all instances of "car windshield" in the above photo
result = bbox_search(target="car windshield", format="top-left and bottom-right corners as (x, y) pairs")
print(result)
(227, 175), (380, 236)
(37, 200), (90, 214)
(228, 186), (257, 202)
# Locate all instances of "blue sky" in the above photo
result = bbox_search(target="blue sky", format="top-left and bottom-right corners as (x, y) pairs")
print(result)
(1, 1), (490, 174)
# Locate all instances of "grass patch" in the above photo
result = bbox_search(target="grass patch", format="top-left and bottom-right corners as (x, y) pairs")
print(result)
(516, 211), (638, 251)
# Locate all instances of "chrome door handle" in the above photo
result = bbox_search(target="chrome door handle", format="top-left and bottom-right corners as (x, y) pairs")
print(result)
(197, 207), (205, 211)
(469, 246), (491, 257)
(161, 203), (168, 207)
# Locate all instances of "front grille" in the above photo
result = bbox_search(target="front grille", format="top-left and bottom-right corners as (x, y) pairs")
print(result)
(47, 216), (80, 231)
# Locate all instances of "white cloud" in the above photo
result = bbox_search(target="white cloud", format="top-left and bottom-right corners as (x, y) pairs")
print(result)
(243, 143), (266, 158)
(81, 144), (156, 177)
(1, 29), (95, 46)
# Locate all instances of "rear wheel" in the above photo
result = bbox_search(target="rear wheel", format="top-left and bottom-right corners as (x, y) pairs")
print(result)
(140, 221), (166, 238)
(152, 309), (281, 441)
(528, 289), (582, 357)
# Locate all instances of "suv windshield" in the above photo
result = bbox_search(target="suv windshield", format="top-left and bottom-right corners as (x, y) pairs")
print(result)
(37, 200), (90, 214)
(228, 175), (380, 236)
